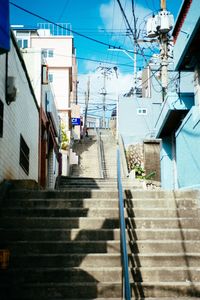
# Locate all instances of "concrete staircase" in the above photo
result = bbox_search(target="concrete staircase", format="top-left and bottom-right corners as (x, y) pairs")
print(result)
(0, 179), (123, 299)
(99, 130), (117, 178)
(1, 179), (200, 299)
(71, 132), (100, 178)
(125, 189), (200, 298)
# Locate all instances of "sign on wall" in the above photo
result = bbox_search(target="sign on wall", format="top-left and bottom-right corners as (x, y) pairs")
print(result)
(0, 0), (10, 54)
(71, 118), (80, 126)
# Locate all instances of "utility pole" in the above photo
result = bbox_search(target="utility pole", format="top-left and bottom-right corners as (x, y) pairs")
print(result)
(160, 0), (168, 99)
(132, 0), (138, 97)
(83, 76), (90, 139)
(146, 0), (174, 100)
(98, 66), (113, 129)
(161, 0), (166, 10)
(102, 70), (106, 129)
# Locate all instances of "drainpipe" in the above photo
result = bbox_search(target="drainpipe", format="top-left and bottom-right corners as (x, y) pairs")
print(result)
(5, 52), (8, 105)
(172, 132), (178, 189)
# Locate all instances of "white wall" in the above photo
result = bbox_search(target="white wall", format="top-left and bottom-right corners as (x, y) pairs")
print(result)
(30, 36), (72, 112)
(49, 68), (70, 110)
(22, 48), (42, 105)
(31, 36), (73, 67)
(0, 38), (39, 183)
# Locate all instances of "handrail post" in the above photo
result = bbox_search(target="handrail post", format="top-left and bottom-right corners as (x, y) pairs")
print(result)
(117, 146), (131, 300)
(96, 128), (104, 178)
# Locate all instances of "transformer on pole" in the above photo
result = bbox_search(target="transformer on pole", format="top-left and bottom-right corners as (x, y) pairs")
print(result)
(146, 0), (174, 99)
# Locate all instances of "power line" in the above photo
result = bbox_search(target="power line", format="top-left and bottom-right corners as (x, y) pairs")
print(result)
(10, 2), (110, 47)
(10, 1), (144, 57)
(116, 0), (163, 89)
(10, 1), (153, 60)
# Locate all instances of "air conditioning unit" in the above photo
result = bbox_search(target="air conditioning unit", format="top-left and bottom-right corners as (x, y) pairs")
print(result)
(7, 76), (17, 105)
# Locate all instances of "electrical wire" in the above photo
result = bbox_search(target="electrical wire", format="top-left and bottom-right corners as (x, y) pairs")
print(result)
(58, 0), (72, 22)
(10, 1), (151, 58)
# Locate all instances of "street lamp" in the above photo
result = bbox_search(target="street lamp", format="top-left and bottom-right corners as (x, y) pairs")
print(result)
(108, 48), (137, 96)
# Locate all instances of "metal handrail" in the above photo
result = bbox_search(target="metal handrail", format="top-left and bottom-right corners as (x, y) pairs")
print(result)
(118, 134), (129, 178)
(96, 128), (105, 178)
(117, 146), (131, 299)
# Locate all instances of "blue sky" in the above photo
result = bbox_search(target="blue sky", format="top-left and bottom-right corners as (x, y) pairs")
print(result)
(10, 0), (183, 75)
(10, 0), (183, 118)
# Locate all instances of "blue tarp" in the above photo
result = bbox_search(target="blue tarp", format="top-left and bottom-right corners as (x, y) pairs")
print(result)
(0, 0), (10, 54)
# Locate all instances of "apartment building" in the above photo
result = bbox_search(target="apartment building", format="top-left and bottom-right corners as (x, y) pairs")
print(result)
(12, 23), (79, 176)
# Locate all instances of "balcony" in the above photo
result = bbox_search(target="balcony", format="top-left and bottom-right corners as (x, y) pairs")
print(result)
(173, 0), (200, 71)
(155, 92), (194, 137)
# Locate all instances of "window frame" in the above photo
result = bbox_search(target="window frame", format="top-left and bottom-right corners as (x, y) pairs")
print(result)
(48, 73), (53, 83)
(42, 48), (54, 58)
(19, 134), (30, 175)
(137, 108), (147, 115)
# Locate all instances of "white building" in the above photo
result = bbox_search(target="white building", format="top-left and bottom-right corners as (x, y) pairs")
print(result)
(22, 48), (60, 189)
(12, 24), (79, 176)
(0, 32), (39, 183)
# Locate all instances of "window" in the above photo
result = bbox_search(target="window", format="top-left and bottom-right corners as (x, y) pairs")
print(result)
(48, 49), (54, 57)
(48, 73), (53, 83)
(19, 135), (30, 175)
(23, 39), (28, 48)
(42, 49), (54, 58)
(137, 108), (147, 115)
(42, 49), (47, 58)
(17, 39), (28, 48)
(17, 39), (22, 48)
(0, 99), (4, 138)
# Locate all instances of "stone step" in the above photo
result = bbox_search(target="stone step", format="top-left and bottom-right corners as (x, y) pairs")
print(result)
(1, 281), (200, 299)
(126, 217), (200, 229)
(124, 190), (199, 200)
(0, 208), (120, 218)
(1, 216), (198, 229)
(125, 199), (198, 209)
(7, 253), (200, 269)
(126, 228), (200, 240)
(129, 282), (200, 298)
(0, 217), (119, 229)
(0, 282), (123, 299)
(1, 241), (121, 255)
(129, 253), (200, 268)
(125, 208), (198, 218)
(8, 190), (118, 199)
(0, 267), (123, 283)
(2, 240), (200, 255)
(2, 207), (198, 219)
(3, 198), (119, 208)
(128, 267), (200, 282)
(1, 228), (200, 241)
(2, 267), (200, 284)
(128, 240), (200, 254)
(57, 178), (127, 184)
(8, 253), (122, 268)
(0, 229), (121, 241)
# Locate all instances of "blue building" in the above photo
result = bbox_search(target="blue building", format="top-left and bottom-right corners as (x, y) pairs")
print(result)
(155, 0), (200, 189)
(118, 63), (163, 147)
